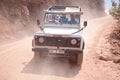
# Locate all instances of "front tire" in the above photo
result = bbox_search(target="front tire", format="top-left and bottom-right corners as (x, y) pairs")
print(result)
(69, 52), (83, 66)
(34, 51), (40, 61)
(76, 52), (83, 66)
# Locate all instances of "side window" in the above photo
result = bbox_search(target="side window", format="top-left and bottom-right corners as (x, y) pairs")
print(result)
(45, 14), (52, 23)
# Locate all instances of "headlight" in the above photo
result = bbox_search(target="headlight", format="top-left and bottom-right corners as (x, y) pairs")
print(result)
(39, 37), (44, 43)
(71, 39), (77, 45)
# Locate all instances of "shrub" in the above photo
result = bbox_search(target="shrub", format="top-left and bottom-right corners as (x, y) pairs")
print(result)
(110, 0), (120, 21)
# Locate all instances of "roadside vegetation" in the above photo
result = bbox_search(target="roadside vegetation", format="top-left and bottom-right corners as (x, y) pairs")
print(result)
(110, 0), (120, 22)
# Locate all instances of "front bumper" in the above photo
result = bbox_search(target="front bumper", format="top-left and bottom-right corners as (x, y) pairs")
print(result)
(32, 48), (83, 54)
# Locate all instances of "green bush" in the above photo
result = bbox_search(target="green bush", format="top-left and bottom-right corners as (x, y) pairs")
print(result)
(110, 0), (120, 21)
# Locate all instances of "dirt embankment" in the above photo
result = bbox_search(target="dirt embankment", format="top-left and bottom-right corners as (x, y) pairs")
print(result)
(94, 17), (120, 80)
(108, 22), (120, 63)
(0, 0), (105, 21)
(97, 20), (120, 62)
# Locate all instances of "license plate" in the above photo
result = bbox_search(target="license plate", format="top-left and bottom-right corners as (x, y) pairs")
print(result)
(49, 50), (64, 54)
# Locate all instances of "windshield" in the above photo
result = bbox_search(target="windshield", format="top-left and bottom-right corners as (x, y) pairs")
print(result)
(45, 13), (80, 25)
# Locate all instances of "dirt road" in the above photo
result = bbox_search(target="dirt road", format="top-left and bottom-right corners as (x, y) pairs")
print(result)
(0, 16), (115, 80)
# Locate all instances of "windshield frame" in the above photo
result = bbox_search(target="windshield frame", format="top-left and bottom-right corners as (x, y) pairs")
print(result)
(44, 12), (81, 27)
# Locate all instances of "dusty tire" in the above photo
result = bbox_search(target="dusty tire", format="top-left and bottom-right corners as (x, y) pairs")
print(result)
(34, 51), (40, 61)
(69, 54), (76, 63)
(76, 52), (83, 66)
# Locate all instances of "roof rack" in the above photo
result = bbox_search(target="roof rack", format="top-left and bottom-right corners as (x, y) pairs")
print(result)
(46, 6), (82, 13)
(48, 6), (81, 11)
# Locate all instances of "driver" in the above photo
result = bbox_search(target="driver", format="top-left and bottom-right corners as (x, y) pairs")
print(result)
(59, 14), (68, 24)
(68, 14), (77, 24)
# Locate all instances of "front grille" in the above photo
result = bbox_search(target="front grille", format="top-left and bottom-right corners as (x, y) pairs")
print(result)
(35, 36), (80, 48)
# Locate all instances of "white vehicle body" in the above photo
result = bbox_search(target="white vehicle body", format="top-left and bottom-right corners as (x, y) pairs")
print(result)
(32, 6), (87, 66)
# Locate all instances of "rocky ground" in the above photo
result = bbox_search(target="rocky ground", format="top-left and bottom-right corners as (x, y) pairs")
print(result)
(96, 17), (120, 80)
(97, 19), (120, 62)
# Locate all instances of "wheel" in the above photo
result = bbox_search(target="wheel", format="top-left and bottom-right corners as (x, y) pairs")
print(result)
(69, 54), (76, 63)
(34, 51), (40, 61)
(69, 52), (83, 66)
(82, 42), (85, 50)
(76, 52), (83, 66)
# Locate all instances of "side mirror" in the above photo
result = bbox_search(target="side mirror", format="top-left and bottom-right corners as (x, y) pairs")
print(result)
(37, 19), (43, 31)
(80, 21), (87, 31)
(37, 19), (40, 25)
(83, 21), (87, 27)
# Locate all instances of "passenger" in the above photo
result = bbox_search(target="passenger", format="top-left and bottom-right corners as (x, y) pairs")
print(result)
(68, 14), (77, 24)
(75, 15), (80, 23)
(59, 14), (68, 24)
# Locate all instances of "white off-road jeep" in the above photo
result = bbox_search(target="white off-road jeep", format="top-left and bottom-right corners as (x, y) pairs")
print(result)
(32, 6), (87, 66)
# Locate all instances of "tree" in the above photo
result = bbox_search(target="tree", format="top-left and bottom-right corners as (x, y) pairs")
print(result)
(110, 0), (120, 21)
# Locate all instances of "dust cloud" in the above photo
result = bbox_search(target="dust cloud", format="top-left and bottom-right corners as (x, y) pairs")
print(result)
(0, 0), (106, 42)
(22, 56), (80, 77)
(0, 0), (106, 67)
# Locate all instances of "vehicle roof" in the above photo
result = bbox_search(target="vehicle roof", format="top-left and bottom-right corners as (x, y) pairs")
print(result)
(45, 6), (83, 14)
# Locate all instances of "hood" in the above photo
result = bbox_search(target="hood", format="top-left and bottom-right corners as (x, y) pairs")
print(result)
(43, 27), (79, 35)
(35, 27), (82, 37)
